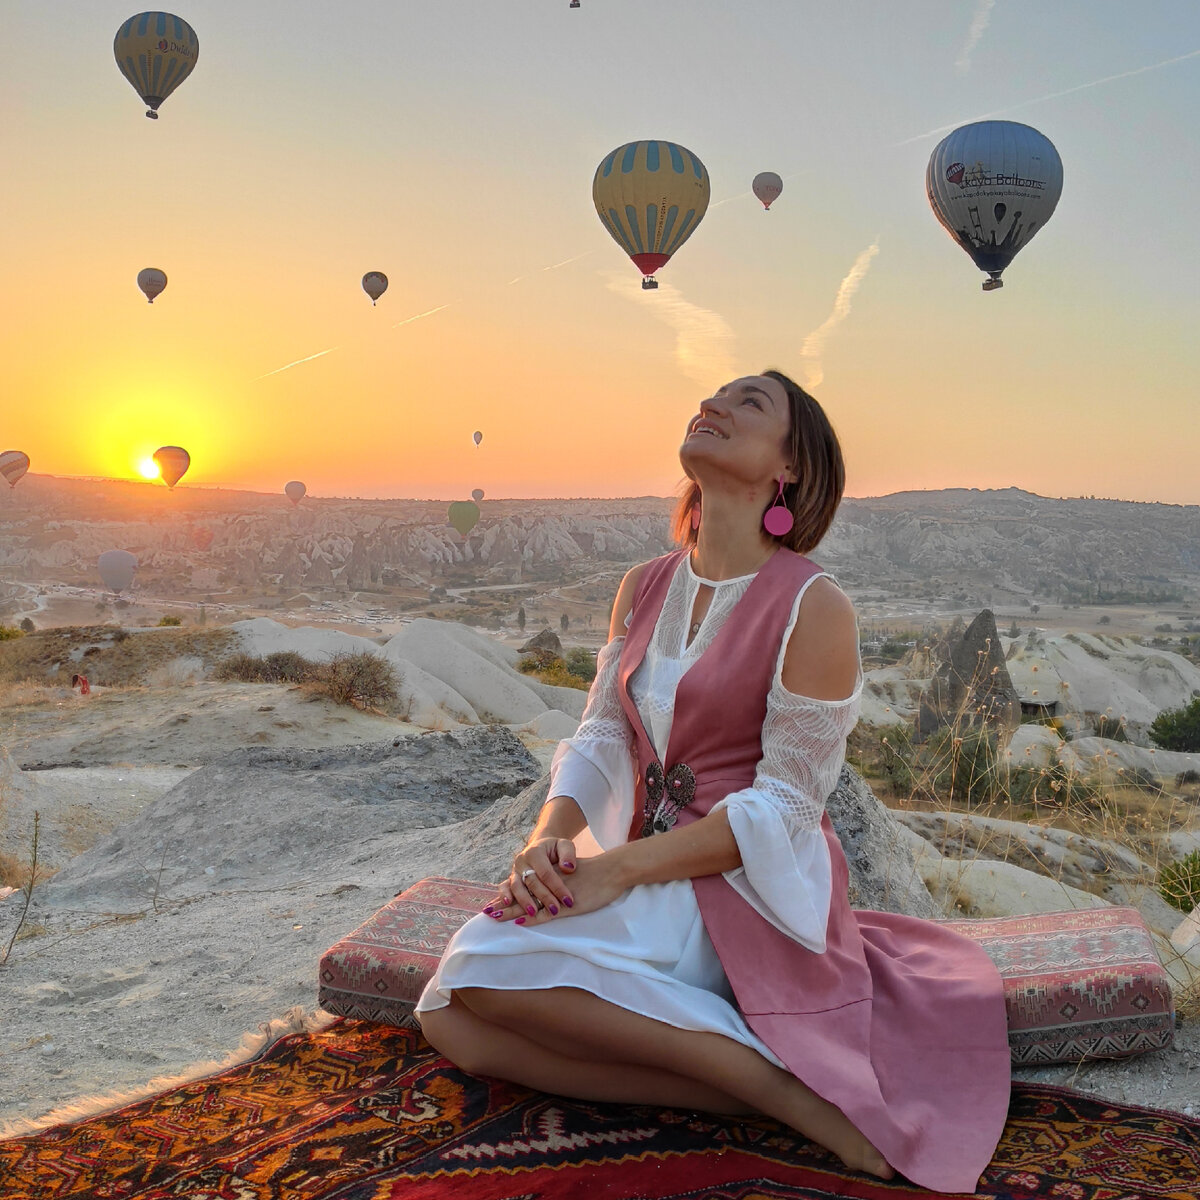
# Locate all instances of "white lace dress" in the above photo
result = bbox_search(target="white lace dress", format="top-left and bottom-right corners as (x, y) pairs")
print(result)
(414, 555), (862, 1066)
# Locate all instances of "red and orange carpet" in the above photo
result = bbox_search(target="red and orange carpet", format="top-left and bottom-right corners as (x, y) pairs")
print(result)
(2, 1020), (1197, 1199)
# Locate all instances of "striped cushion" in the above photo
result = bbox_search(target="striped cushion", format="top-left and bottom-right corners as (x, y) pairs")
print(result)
(319, 879), (1175, 1065)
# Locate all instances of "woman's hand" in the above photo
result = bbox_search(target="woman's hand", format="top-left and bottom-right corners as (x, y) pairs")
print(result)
(485, 852), (629, 926)
(485, 837), (577, 922)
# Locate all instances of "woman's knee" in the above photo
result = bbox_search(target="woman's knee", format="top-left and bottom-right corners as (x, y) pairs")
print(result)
(416, 1002), (489, 1075)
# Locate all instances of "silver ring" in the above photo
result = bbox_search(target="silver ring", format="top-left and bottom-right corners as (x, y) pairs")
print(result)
(520, 868), (536, 880)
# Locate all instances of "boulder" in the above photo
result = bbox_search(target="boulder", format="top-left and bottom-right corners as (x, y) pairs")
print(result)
(915, 609), (1019, 742)
(520, 628), (563, 656)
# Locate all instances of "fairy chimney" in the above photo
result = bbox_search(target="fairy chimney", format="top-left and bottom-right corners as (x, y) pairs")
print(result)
(915, 609), (1019, 741)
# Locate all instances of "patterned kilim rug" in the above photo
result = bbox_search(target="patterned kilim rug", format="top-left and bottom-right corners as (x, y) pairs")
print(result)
(2, 1020), (1198, 1200)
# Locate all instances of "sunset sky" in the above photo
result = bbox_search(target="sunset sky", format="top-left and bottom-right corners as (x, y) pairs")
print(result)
(2, 2), (1197, 503)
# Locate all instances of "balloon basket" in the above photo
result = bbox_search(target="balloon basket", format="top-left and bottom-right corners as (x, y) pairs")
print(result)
(982, 278), (1004, 291)
(641, 277), (659, 291)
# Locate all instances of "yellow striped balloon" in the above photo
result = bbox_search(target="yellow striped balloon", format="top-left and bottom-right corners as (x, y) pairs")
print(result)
(592, 141), (710, 288)
(0, 450), (30, 489)
(114, 12), (199, 119)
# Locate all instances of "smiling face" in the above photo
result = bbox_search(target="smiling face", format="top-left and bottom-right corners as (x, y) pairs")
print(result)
(679, 374), (794, 489)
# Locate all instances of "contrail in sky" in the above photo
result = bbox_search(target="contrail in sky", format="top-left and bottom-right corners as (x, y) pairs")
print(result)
(607, 272), (736, 388)
(800, 242), (879, 390)
(899, 47), (1200, 144)
(956, 0), (995, 74)
(392, 303), (450, 328)
(255, 346), (340, 381)
(509, 250), (595, 285)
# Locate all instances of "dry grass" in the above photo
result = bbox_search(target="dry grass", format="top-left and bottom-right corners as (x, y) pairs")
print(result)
(0, 625), (236, 688)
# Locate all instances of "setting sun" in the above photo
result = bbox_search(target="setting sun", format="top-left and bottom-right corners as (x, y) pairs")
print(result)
(137, 458), (160, 481)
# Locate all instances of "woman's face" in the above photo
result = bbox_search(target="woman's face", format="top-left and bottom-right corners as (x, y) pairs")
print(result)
(679, 375), (793, 487)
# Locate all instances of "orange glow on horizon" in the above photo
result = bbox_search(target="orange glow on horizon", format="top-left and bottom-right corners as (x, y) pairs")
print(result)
(137, 458), (161, 480)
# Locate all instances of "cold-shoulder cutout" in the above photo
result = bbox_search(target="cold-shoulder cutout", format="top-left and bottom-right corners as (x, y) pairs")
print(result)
(777, 574), (860, 704)
(609, 559), (652, 641)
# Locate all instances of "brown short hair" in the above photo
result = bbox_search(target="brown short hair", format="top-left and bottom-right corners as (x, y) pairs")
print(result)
(671, 369), (845, 555)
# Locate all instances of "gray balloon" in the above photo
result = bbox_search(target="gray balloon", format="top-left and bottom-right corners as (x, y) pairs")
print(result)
(98, 549), (138, 594)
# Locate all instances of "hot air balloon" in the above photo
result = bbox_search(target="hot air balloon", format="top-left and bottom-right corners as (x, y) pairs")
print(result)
(472, 431), (483, 446)
(153, 445), (190, 488)
(98, 549), (138, 594)
(471, 488), (484, 503)
(926, 120), (1063, 291)
(593, 140), (710, 290)
(113, 12), (199, 119)
(0, 450), (30, 489)
(448, 500), (480, 537)
(362, 272), (388, 305)
(138, 268), (168, 303)
(285, 480), (307, 505)
(752, 171), (783, 210)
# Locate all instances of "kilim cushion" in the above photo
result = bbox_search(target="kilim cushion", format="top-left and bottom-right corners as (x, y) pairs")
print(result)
(935, 906), (1175, 1064)
(319, 879), (1175, 1066)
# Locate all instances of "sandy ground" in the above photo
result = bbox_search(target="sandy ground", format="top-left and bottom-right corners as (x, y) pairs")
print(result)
(1, 667), (1197, 1137)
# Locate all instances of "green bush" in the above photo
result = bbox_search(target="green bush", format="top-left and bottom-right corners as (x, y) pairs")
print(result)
(0, 625), (24, 641)
(19, 618), (34, 633)
(564, 647), (597, 683)
(313, 652), (398, 709)
(157, 615), (183, 627)
(926, 727), (1003, 807)
(213, 650), (318, 684)
(1177, 769), (1200, 786)
(1093, 714), (1129, 742)
(1149, 697), (1200, 753)
(1158, 850), (1200, 914)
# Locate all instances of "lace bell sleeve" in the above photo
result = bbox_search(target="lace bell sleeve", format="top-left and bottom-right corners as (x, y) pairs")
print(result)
(710, 589), (861, 954)
(547, 635), (637, 850)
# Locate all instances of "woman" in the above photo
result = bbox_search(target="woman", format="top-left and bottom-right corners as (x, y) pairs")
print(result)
(416, 371), (1012, 1192)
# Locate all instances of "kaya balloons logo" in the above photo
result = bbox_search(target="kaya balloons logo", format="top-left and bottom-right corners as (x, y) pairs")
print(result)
(945, 162), (966, 185)
(945, 160), (1047, 192)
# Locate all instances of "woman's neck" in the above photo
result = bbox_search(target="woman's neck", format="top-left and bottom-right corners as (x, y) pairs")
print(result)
(689, 494), (779, 582)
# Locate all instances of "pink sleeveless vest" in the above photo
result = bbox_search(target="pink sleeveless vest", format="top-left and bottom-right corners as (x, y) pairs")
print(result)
(618, 548), (1011, 1194)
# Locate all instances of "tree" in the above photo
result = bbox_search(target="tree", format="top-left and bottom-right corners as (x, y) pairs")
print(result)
(517, 605), (526, 632)
(1030, 604), (1040, 616)
(19, 617), (34, 633)
(1007, 621), (1021, 637)
(1149, 697), (1200, 753)
(560, 612), (569, 633)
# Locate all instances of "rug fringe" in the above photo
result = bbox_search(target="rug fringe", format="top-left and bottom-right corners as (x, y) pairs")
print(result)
(0, 1006), (340, 1140)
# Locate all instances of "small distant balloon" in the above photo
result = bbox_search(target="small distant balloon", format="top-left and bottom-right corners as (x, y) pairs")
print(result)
(472, 431), (483, 446)
(138, 268), (168, 303)
(362, 271), (388, 305)
(153, 445), (190, 488)
(471, 488), (484, 503)
(114, 12), (199, 119)
(0, 450), (30, 488)
(593, 140), (710, 289)
(191, 526), (213, 550)
(285, 480), (307, 505)
(926, 119), (1063, 291)
(448, 500), (480, 537)
(98, 549), (138, 594)
(752, 171), (783, 210)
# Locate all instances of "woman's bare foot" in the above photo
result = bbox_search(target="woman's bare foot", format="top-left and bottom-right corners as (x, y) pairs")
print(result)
(838, 1136), (895, 1180)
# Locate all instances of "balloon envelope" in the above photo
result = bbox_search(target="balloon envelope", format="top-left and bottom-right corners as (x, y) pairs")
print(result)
(98, 549), (138, 594)
(137, 267), (167, 303)
(362, 272), (388, 304)
(114, 12), (199, 118)
(285, 480), (307, 504)
(926, 120), (1063, 290)
(592, 141), (710, 283)
(472, 431), (483, 446)
(0, 450), (30, 488)
(153, 445), (190, 488)
(752, 171), (783, 210)
(470, 488), (484, 503)
(448, 500), (480, 537)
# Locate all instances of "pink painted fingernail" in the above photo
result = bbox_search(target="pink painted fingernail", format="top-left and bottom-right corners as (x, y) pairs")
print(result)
(548, 904), (559, 915)
(515, 917), (526, 925)
(563, 861), (575, 870)
(526, 905), (537, 917)
(563, 896), (573, 907)
(489, 911), (504, 919)
(482, 905), (494, 913)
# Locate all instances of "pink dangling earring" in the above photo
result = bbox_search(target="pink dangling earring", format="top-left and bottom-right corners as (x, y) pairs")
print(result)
(763, 475), (794, 537)
(690, 501), (701, 531)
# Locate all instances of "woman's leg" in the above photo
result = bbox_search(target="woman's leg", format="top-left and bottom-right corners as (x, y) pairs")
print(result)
(419, 994), (754, 1114)
(425, 986), (892, 1180)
